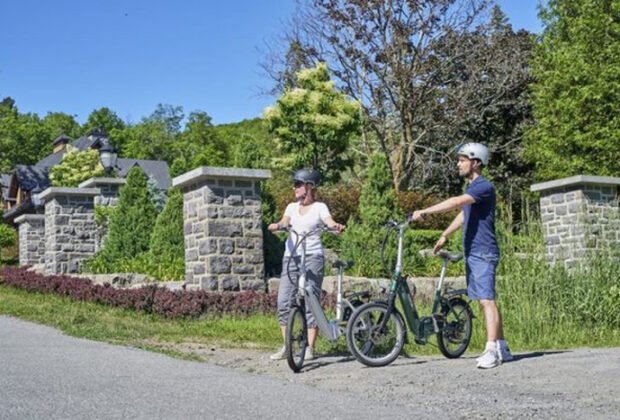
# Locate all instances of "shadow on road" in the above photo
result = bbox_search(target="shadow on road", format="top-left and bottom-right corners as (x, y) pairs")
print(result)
(509, 350), (568, 363)
(299, 352), (428, 373)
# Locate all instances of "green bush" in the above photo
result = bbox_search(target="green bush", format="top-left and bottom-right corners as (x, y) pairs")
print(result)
(0, 224), (17, 263)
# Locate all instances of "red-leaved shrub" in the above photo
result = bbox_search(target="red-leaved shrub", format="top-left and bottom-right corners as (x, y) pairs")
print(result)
(0, 266), (339, 319)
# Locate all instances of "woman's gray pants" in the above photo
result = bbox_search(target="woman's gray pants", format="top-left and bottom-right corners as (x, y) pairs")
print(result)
(277, 254), (324, 328)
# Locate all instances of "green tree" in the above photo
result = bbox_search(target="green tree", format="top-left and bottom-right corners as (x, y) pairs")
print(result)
(0, 98), (48, 172)
(121, 120), (176, 162)
(0, 223), (16, 261)
(149, 188), (184, 260)
(263, 62), (360, 183)
(358, 153), (402, 227)
(525, 0), (620, 180)
(95, 166), (157, 266)
(170, 111), (228, 176)
(215, 118), (276, 169)
(49, 145), (105, 187)
(41, 112), (81, 140)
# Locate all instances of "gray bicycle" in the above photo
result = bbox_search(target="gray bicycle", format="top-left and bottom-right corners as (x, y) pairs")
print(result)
(278, 226), (369, 372)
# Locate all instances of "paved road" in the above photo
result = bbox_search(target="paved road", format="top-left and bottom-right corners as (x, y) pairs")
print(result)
(0, 316), (411, 419)
(2, 315), (620, 419)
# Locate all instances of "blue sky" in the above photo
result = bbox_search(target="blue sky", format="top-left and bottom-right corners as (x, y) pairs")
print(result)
(0, 1), (544, 126)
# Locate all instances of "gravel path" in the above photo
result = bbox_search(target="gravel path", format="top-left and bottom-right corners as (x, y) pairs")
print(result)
(162, 341), (620, 419)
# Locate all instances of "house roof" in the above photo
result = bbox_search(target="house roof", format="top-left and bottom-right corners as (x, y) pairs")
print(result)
(117, 159), (172, 190)
(52, 134), (72, 146)
(13, 165), (50, 193)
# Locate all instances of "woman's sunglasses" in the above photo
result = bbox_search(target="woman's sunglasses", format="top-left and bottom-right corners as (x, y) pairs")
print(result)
(293, 181), (306, 188)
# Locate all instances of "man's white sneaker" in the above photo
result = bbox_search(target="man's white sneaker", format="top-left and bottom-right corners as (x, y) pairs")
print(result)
(304, 347), (315, 361)
(270, 345), (286, 360)
(477, 349), (501, 369)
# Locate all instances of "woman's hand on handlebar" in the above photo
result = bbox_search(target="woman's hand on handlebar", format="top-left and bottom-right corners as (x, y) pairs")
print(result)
(328, 223), (345, 234)
(268, 223), (289, 232)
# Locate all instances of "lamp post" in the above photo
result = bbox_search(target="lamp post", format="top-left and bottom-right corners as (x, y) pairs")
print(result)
(99, 143), (118, 176)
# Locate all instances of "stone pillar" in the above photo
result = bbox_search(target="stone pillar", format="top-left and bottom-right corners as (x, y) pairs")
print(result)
(79, 177), (126, 251)
(173, 167), (272, 291)
(531, 175), (620, 268)
(14, 214), (45, 267)
(37, 187), (100, 275)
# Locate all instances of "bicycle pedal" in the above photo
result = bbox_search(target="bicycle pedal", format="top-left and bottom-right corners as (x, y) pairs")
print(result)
(414, 338), (426, 345)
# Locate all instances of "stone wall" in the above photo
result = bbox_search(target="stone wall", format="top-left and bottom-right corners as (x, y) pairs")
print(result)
(38, 187), (100, 275)
(15, 214), (45, 266)
(173, 167), (271, 291)
(532, 175), (620, 268)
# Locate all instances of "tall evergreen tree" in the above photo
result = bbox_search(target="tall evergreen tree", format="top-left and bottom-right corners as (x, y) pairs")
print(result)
(149, 187), (184, 260)
(96, 166), (157, 266)
(525, 0), (620, 180)
(358, 153), (401, 227)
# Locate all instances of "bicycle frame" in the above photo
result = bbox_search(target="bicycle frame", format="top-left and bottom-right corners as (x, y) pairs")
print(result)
(382, 219), (457, 342)
(287, 228), (356, 343)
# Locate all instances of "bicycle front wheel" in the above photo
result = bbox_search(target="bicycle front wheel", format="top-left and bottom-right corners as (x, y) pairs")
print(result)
(285, 305), (307, 372)
(437, 297), (473, 358)
(346, 302), (406, 367)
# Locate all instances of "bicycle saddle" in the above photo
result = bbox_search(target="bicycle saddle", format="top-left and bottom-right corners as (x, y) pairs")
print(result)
(332, 259), (354, 269)
(418, 249), (462, 262)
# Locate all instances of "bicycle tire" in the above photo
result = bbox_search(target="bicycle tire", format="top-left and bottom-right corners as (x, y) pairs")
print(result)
(346, 302), (406, 367)
(285, 305), (307, 372)
(437, 297), (473, 358)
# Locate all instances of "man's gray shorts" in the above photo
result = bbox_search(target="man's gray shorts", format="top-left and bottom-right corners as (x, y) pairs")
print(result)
(277, 254), (324, 328)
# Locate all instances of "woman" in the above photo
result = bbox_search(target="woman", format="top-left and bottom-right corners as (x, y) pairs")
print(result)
(267, 168), (344, 361)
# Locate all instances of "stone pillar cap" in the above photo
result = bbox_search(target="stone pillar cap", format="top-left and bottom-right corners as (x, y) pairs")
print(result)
(14, 214), (45, 224)
(531, 175), (620, 192)
(78, 177), (126, 188)
(172, 166), (272, 189)
(37, 187), (101, 203)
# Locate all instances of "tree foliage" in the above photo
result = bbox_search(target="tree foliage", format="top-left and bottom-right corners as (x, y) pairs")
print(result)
(263, 62), (360, 183)
(49, 145), (105, 187)
(267, 1), (534, 194)
(149, 187), (184, 260)
(525, 0), (620, 180)
(94, 166), (157, 268)
(0, 224), (16, 255)
(358, 153), (401, 227)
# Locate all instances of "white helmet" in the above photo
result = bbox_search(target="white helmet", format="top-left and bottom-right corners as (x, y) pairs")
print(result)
(456, 143), (490, 165)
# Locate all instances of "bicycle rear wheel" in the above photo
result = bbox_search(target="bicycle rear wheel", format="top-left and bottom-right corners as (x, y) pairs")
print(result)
(437, 297), (473, 358)
(346, 302), (405, 367)
(285, 304), (307, 372)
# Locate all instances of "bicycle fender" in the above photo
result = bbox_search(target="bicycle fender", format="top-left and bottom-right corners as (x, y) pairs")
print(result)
(369, 300), (409, 345)
(445, 288), (468, 299)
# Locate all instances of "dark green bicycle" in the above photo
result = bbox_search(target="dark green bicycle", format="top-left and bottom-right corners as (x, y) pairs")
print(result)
(346, 214), (474, 367)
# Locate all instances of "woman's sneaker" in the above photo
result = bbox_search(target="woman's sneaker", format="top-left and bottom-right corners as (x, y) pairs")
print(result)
(477, 348), (501, 369)
(270, 346), (286, 360)
(304, 347), (315, 361)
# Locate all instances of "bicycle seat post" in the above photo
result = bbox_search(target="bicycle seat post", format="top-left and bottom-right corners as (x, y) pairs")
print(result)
(436, 257), (448, 292)
(336, 265), (344, 321)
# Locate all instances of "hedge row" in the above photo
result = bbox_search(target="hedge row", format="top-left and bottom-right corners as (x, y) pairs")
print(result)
(0, 266), (277, 319)
(0, 267), (341, 319)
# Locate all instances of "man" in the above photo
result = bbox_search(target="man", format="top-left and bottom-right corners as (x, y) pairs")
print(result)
(412, 143), (513, 369)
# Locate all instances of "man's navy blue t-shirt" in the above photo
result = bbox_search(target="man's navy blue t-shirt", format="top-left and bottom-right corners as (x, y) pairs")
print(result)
(463, 176), (499, 257)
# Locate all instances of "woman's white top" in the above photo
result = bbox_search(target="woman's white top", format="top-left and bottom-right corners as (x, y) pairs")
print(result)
(284, 201), (332, 256)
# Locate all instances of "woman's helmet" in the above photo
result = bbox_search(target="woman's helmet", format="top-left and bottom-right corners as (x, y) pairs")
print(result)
(292, 168), (321, 187)
(455, 143), (490, 165)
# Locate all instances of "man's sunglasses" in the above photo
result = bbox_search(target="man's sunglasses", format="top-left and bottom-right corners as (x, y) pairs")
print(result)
(293, 181), (306, 188)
